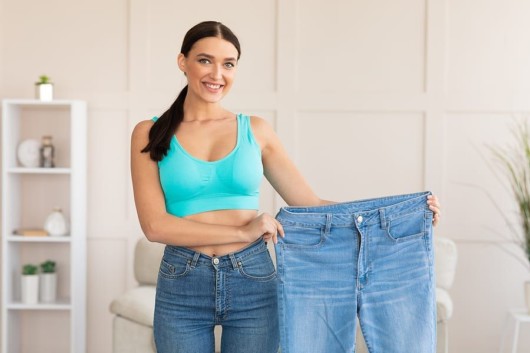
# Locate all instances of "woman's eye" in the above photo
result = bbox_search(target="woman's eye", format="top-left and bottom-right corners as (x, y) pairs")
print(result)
(198, 58), (210, 64)
(225, 62), (235, 69)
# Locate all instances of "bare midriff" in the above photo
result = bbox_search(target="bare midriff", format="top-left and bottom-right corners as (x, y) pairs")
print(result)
(184, 209), (260, 257)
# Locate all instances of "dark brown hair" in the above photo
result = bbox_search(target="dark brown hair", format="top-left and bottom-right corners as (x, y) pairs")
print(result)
(141, 21), (241, 161)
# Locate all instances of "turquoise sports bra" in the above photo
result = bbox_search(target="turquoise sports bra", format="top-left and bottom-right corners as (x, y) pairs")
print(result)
(153, 114), (263, 217)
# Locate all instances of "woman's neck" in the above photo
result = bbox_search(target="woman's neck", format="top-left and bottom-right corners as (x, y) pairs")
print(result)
(182, 94), (226, 122)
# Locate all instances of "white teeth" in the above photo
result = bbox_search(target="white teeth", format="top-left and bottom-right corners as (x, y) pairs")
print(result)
(205, 83), (221, 89)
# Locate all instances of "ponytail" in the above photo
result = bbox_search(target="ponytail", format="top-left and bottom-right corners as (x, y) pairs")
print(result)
(141, 85), (188, 161)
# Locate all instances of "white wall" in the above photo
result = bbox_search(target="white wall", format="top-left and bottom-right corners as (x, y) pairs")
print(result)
(1, 0), (530, 352)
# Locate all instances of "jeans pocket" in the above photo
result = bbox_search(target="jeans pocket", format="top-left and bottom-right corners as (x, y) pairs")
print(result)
(158, 256), (191, 279)
(280, 224), (327, 249)
(237, 250), (277, 282)
(385, 210), (428, 243)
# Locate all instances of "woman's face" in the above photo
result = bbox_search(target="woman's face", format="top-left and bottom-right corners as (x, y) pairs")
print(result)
(178, 36), (239, 104)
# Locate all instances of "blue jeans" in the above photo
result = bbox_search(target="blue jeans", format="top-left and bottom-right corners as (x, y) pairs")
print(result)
(274, 191), (436, 353)
(154, 238), (279, 353)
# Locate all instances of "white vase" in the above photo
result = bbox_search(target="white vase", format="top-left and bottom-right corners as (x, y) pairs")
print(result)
(39, 273), (57, 303)
(44, 208), (69, 236)
(525, 281), (530, 314)
(21, 275), (39, 304)
(35, 83), (53, 101)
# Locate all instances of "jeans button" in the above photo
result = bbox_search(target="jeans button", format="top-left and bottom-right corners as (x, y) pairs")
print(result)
(357, 215), (363, 223)
(213, 258), (219, 265)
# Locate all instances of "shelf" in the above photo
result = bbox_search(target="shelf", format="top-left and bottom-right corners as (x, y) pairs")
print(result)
(6, 236), (71, 243)
(7, 167), (71, 174)
(2, 99), (84, 107)
(2, 98), (87, 353)
(7, 299), (71, 310)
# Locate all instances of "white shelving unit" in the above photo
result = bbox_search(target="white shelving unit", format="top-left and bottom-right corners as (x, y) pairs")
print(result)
(1, 99), (87, 353)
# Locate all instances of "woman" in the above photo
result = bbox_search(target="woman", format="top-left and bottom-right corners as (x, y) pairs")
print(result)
(130, 21), (441, 353)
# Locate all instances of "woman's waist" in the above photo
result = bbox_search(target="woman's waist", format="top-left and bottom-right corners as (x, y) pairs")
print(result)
(165, 237), (268, 266)
(183, 209), (259, 257)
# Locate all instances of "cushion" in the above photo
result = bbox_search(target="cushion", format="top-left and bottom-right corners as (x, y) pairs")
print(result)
(134, 237), (165, 285)
(436, 287), (453, 322)
(109, 286), (156, 327)
(434, 236), (458, 290)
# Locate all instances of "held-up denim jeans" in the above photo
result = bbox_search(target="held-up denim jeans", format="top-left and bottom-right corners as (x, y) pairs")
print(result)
(153, 238), (279, 353)
(274, 191), (436, 353)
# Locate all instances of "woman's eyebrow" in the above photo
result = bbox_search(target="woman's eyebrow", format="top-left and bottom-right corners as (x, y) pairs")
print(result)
(196, 53), (237, 61)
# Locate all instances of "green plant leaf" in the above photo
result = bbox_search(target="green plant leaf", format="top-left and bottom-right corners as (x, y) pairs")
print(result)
(490, 118), (530, 267)
(22, 264), (38, 275)
(40, 260), (56, 273)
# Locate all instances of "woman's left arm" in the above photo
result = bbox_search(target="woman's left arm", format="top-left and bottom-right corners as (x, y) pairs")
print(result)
(251, 116), (332, 207)
(250, 116), (441, 225)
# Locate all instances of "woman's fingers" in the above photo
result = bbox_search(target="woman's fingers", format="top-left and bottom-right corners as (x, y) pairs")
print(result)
(258, 214), (285, 244)
(427, 195), (441, 226)
(433, 212), (440, 227)
(276, 219), (285, 238)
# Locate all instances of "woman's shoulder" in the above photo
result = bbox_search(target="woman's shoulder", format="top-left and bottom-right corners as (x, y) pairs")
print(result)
(245, 115), (277, 149)
(247, 115), (273, 132)
(131, 118), (156, 141)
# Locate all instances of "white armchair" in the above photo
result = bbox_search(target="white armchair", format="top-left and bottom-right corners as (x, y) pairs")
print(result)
(109, 237), (163, 353)
(110, 236), (457, 353)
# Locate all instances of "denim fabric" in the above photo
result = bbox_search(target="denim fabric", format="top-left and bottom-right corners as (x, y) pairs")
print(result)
(275, 191), (436, 353)
(154, 238), (279, 353)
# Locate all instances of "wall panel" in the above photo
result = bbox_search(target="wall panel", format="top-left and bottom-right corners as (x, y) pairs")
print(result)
(0, 0), (128, 97)
(296, 112), (425, 200)
(297, 0), (426, 94)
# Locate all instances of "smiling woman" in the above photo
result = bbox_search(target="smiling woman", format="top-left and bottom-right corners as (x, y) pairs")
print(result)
(131, 21), (286, 353)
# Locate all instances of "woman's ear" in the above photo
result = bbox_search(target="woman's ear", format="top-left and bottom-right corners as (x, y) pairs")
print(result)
(177, 53), (186, 74)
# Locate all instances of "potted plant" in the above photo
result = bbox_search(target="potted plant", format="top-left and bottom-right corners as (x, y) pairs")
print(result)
(39, 260), (57, 302)
(490, 120), (530, 311)
(35, 74), (53, 101)
(21, 264), (39, 304)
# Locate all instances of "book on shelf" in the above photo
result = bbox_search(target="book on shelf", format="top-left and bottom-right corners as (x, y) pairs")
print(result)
(12, 228), (49, 236)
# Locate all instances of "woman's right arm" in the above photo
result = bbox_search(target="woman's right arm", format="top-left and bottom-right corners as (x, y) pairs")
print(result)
(131, 120), (281, 246)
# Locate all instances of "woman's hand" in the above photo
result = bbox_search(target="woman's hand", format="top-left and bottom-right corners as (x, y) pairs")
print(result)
(241, 213), (285, 244)
(427, 195), (441, 226)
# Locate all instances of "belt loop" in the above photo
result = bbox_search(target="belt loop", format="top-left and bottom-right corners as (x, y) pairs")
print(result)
(379, 209), (387, 229)
(190, 252), (200, 268)
(229, 253), (239, 270)
(325, 214), (332, 234)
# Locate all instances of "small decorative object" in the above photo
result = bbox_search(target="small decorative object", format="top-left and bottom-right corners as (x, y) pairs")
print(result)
(39, 260), (57, 303)
(43, 207), (69, 236)
(12, 228), (48, 236)
(35, 75), (53, 101)
(21, 264), (39, 304)
(17, 139), (41, 168)
(40, 135), (55, 168)
(489, 119), (530, 312)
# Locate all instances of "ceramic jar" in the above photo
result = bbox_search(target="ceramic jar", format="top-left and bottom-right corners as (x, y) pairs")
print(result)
(44, 208), (69, 236)
(21, 275), (39, 304)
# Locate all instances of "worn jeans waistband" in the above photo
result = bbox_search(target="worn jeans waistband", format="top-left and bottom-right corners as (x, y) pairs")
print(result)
(163, 237), (267, 270)
(275, 191), (432, 227)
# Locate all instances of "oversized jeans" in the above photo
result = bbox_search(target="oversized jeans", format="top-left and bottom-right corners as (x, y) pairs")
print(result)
(274, 191), (436, 353)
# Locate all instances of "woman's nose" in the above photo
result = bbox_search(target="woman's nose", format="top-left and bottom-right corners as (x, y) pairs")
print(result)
(210, 65), (222, 80)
